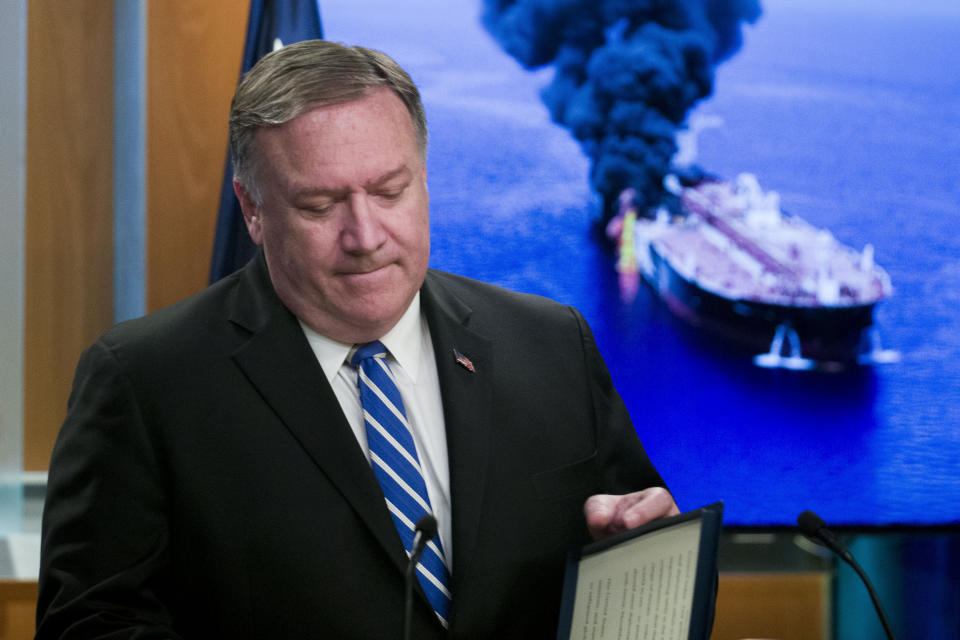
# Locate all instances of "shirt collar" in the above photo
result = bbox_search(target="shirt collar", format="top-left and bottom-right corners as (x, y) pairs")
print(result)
(300, 291), (424, 384)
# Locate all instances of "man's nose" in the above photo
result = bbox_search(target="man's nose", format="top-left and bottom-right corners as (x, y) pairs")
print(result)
(341, 193), (387, 253)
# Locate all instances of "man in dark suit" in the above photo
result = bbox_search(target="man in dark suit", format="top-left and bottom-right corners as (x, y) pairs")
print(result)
(37, 40), (679, 638)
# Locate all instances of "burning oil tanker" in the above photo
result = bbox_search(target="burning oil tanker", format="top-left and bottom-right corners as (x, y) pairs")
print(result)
(608, 173), (899, 370)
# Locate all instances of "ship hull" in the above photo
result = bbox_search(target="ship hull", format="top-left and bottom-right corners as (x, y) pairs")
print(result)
(646, 246), (877, 363)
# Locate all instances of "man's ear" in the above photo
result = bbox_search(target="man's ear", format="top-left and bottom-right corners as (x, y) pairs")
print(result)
(234, 178), (264, 246)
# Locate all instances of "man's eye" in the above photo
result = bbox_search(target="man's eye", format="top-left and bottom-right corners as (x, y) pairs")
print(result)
(298, 204), (333, 218)
(377, 184), (408, 201)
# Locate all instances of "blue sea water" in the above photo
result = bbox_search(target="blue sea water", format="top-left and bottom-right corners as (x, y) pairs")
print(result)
(323, 1), (960, 527)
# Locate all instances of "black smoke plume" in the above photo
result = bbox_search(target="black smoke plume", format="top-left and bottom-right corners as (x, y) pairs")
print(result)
(481, 0), (762, 223)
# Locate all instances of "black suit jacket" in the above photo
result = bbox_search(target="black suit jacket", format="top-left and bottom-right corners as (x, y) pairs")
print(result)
(37, 254), (667, 639)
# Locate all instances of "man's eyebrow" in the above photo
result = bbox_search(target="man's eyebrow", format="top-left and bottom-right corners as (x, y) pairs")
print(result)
(288, 166), (413, 202)
(290, 186), (343, 201)
(366, 165), (412, 189)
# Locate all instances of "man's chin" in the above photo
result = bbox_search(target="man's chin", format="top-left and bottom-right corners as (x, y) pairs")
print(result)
(331, 291), (416, 340)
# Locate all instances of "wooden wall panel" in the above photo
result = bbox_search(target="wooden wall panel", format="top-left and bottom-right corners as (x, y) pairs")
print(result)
(146, 0), (249, 312)
(23, 1), (114, 470)
(713, 572), (832, 640)
(0, 580), (38, 640)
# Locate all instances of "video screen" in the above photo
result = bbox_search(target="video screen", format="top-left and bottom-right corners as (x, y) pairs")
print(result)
(323, 0), (960, 527)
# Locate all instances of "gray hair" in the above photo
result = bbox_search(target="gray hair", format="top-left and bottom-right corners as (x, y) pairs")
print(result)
(229, 40), (428, 203)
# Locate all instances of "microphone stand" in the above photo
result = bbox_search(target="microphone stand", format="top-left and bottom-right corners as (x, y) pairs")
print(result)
(798, 510), (896, 640)
(404, 515), (438, 640)
(844, 553), (896, 640)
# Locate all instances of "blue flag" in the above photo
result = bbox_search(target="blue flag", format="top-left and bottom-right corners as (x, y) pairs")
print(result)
(209, 0), (324, 283)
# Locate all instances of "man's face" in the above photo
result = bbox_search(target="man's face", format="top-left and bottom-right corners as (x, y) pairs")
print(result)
(236, 88), (430, 343)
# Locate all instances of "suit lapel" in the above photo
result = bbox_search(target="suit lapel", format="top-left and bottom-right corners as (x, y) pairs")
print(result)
(421, 272), (493, 596)
(225, 260), (497, 609)
(227, 255), (408, 574)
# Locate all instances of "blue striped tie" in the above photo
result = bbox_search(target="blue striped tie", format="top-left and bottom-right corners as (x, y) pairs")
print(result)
(352, 341), (452, 626)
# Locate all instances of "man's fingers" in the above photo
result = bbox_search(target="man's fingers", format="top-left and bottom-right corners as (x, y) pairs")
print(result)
(619, 487), (680, 529)
(584, 488), (680, 540)
(584, 494), (617, 528)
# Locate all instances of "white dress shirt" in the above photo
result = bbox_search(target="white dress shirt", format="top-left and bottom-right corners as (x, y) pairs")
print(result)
(299, 292), (453, 567)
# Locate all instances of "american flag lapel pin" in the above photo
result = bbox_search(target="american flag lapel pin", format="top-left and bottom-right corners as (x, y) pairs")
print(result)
(453, 348), (475, 373)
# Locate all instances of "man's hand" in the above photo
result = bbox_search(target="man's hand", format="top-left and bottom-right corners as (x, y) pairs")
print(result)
(584, 488), (681, 540)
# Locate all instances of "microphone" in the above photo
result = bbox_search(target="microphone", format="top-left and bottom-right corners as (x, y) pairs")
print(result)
(797, 510), (896, 640)
(404, 515), (438, 640)
(797, 510), (854, 564)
